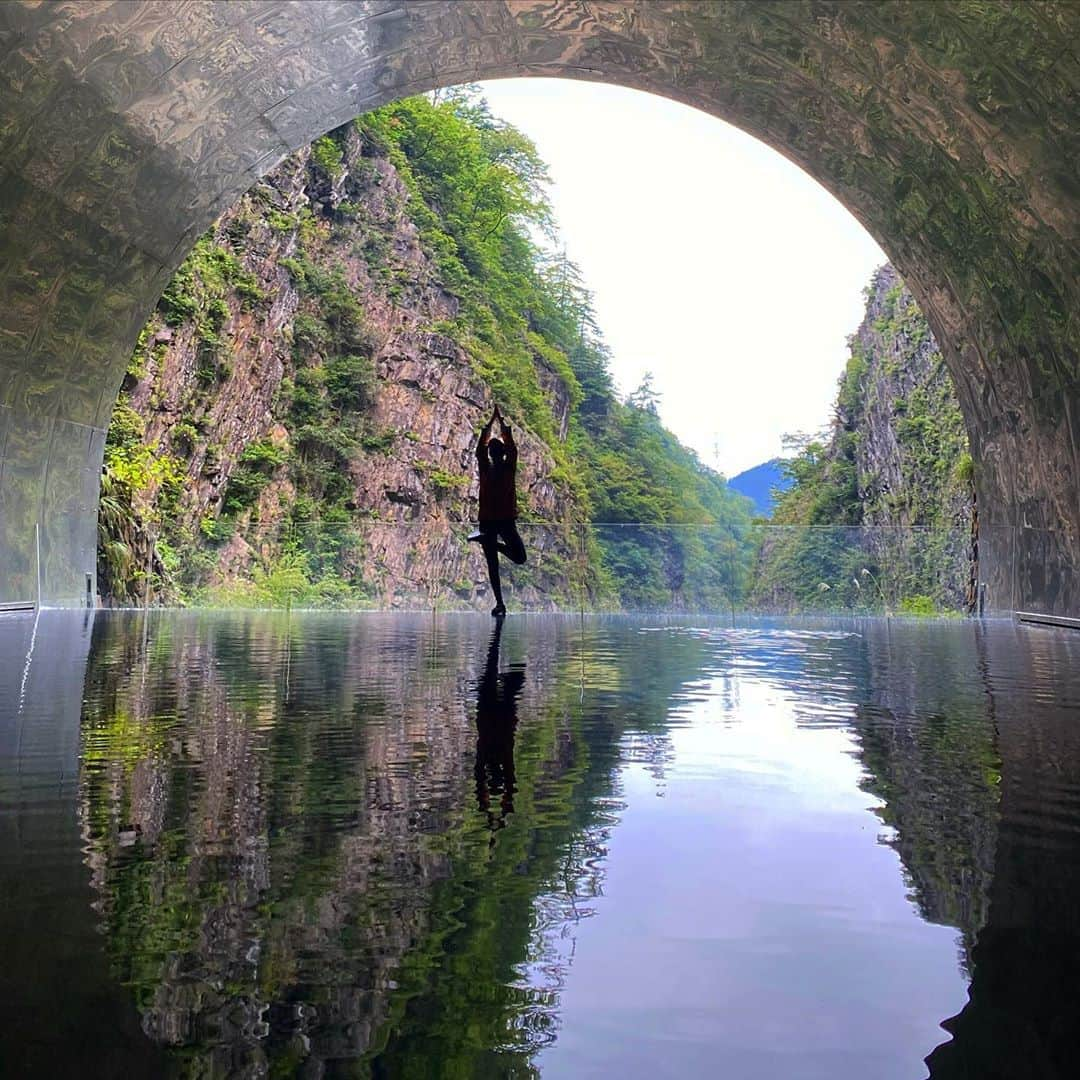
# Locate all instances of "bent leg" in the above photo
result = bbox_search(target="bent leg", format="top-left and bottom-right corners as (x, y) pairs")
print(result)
(496, 523), (527, 565)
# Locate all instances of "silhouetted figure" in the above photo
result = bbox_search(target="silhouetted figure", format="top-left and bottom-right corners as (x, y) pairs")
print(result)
(470, 404), (526, 616)
(474, 617), (525, 838)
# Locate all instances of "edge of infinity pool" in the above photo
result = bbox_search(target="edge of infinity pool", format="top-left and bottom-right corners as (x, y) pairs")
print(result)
(1016, 610), (1080, 630)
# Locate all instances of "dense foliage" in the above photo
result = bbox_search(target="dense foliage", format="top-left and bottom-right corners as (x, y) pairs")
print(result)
(100, 89), (755, 609)
(100, 94), (968, 616)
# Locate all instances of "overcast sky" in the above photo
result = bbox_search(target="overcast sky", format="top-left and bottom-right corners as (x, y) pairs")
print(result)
(478, 79), (886, 479)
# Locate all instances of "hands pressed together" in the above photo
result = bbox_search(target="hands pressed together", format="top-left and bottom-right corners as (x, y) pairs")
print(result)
(481, 403), (511, 438)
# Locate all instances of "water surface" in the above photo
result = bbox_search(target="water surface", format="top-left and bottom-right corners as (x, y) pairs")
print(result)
(1, 611), (1078, 1078)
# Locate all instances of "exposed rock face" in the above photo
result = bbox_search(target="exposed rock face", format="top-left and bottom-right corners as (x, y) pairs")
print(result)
(846, 266), (975, 607)
(752, 265), (974, 612)
(114, 123), (580, 608)
(846, 267), (972, 535)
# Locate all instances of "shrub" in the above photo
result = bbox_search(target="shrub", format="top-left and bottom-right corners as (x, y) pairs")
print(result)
(158, 235), (265, 333)
(311, 134), (344, 179)
(107, 399), (145, 451)
(899, 594), (937, 616)
(171, 421), (199, 455)
(417, 462), (467, 495)
(293, 313), (330, 357)
(325, 353), (375, 411)
(360, 428), (397, 454)
(222, 440), (287, 515)
(200, 515), (234, 544)
(267, 209), (298, 233)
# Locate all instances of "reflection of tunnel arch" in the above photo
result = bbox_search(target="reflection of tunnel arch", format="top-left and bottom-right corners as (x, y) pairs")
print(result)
(0, 1), (1076, 611)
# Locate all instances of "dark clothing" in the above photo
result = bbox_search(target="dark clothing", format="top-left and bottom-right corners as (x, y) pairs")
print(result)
(475, 418), (525, 610)
(477, 433), (518, 521)
(478, 520), (526, 563)
(478, 520), (526, 610)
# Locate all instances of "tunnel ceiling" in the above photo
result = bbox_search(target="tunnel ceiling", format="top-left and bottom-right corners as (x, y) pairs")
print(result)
(0, 0), (1077, 612)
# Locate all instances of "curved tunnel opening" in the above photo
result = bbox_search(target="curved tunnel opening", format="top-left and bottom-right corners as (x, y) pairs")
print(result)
(0, 2), (1075, 615)
(1, 7), (1079, 1076)
(94, 77), (975, 614)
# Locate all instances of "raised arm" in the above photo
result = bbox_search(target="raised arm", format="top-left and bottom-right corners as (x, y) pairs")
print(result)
(476, 409), (496, 463)
(499, 412), (517, 464)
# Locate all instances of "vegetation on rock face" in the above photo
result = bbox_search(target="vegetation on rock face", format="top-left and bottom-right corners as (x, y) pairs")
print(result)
(97, 397), (187, 605)
(751, 266), (975, 614)
(99, 92), (969, 614)
(99, 89), (754, 609)
(359, 94), (754, 610)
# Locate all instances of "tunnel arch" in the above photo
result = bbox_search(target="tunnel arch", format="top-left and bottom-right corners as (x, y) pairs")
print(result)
(0, 1), (1076, 612)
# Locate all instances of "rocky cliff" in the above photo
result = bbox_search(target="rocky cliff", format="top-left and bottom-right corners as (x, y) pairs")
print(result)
(99, 94), (753, 611)
(101, 118), (579, 608)
(753, 265), (975, 612)
(845, 265), (973, 540)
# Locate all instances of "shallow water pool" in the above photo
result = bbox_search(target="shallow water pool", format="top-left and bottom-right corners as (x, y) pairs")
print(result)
(1, 611), (1078, 1078)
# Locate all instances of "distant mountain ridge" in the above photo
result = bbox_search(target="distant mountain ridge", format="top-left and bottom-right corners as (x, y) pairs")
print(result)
(728, 459), (791, 517)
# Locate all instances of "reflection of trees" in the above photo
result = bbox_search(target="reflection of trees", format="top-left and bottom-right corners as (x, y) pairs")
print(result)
(0, 611), (167, 1077)
(922, 624), (1080, 1079)
(366, 620), (717, 1075)
(834, 620), (1080, 1079)
(82, 613), (1080, 1077)
(80, 613), (720, 1075)
(82, 613), (509, 1072)
(849, 623), (1002, 970)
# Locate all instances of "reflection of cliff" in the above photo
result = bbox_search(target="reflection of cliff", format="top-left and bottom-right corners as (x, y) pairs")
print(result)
(850, 623), (1001, 965)
(78, 613), (720, 1074)
(80, 613), (548, 1071)
(924, 624), (1080, 1079)
(84, 613), (1080, 1075)
(0, 612), (164, 1076)
(841, 620), (1080, 1078)
(365, 620), (718, 1075)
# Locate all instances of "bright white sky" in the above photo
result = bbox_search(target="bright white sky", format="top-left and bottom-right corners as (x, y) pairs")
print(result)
(479, 79), (886, 478)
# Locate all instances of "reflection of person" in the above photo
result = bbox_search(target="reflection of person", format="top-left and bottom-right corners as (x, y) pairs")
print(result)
(474, 616), (525, 837)
(470, 404), (526, 616)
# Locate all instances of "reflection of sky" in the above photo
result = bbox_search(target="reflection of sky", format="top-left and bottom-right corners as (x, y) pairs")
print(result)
(530, 649), (967, 1079)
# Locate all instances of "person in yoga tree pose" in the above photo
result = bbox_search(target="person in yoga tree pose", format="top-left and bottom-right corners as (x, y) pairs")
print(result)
(471, 404), (526, 616)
